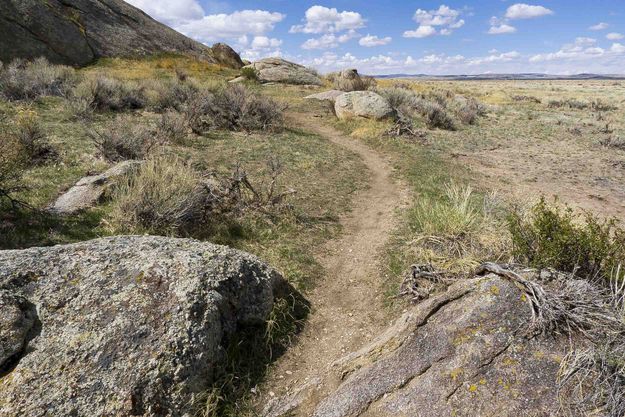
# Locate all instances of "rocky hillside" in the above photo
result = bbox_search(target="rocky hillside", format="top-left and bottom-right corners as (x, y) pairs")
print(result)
(0, 0), (243, 68)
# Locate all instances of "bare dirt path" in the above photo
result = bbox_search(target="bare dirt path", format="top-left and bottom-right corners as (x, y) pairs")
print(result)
(258, 113), (409, 415)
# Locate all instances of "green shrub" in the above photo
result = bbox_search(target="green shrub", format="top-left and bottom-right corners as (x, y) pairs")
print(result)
(508, 198), (625, 281)
(0, 58), (76, 101)
(156, 110), (188, 144)
(146, 78), (199, 112)
(240, 67), (258, 81)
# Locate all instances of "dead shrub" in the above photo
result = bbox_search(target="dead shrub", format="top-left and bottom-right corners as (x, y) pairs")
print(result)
(185, 84), (283, 134)
(377, 87), (459, 130)
(456, 97), (484, 125)
(87, 116), (161, 162)
(0, 58), (76, 101)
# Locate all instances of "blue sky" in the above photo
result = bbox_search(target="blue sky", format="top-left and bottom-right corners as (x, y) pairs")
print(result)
(126, 0), (625, 74)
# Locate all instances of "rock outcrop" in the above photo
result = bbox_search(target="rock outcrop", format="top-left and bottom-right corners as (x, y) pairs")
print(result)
(266, 274), (573, 417)
(0, 236), (289, 417)
(334, 91), (395, 120)
(0, 0), (243, 68)
(305, 90), (344, 103)
(244, 58), (323, 86)
(49, 160), (141, 214)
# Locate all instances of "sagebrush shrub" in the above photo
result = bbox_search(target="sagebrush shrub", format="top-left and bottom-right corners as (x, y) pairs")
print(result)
(0, 58), (76, 101)
(72, 76), (146, 112)
(156, 110), (188, 144)
(146, 78), (199, 112)
(185, 84), (283, 134)
(508, 198), (625, 281)
(240, 67), (259, 81)
(88, 116), (161, 162)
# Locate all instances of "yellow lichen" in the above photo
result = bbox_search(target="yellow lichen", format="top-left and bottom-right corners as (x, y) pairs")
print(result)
(450, 368), (463, 381)
(468, 384), (478, 392)
(490, 285), (500, 296)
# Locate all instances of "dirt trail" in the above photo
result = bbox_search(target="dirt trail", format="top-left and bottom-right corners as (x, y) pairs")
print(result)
(258, 113), (409, 414)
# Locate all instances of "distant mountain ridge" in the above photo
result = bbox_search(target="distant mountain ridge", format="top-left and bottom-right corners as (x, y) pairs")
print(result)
(375, 73), (625, 80)
(0, 0), (243, 68)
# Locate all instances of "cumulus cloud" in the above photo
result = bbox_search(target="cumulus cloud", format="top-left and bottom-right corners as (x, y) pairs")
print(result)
(359, 34), (392, 47)
(301, 30), (360, 50)
(125, 0), (204, 26)
(529, 37), (625, 64)
(177, 10), (285, 43)
(607, 33), (624, 40)
(290, 6), (365, 34)
(403, 5), (464, 38)
(589, 22), (609, 31)
(505, 3), (554, 20)
(488, 23), (517, 35)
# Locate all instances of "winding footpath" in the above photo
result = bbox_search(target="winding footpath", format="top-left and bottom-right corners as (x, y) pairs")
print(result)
(259, 113), (410, 416)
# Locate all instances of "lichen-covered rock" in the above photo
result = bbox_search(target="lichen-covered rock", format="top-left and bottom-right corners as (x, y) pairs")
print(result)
(305, 90), (345, 103)
(245, 58), (323, 86)
(270, 275), (571, 417)
(0, 236), (288, 417)
(49, 160), (141, 214)
(0, 291), (37, 371)
(0, 0), (243, 68)
(334, 91), (395, 120)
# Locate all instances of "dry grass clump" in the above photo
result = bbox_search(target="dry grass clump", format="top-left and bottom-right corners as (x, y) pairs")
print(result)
(106, 156), (293, 237)
(12, 111), (57, 165)
(87, 116), (161, 162)
(0, 58), (76, 101)
(71, 76), (146, 113)
(407, 183), (509, 272)
(548, 98), (589, 110)
(185, 84), (283, 134)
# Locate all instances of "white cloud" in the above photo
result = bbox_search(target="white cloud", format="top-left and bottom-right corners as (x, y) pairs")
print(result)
(290, 6), (365, 34)
(125, 0), (204, 26)
(301, 30), (359, 50)
(403, 5), (464, 38)
(404, 25), (437, 38)
(529, 37), (625, 63)
(177, 10), (285, 43)
(505, 3), (554, 20)
(488, 24), (517, 35)
(589, 22), (609, 31)
(610, 43), (625, 54)
(359, 34), (392, 47)
(607, 32), (624, 40)
(239, 36), (283, 61)
(250, 36), (282, 49)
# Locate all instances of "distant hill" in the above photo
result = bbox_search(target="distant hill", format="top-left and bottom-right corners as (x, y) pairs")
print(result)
(375, 73), (625, 80)
(0, 0), (243, 68)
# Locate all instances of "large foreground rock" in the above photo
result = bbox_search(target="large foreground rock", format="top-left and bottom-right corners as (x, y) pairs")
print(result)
(49, 160), (141, 214)
(266, 274), (573, 417)
(244, 58), (323, 86)
(0, 0), (243, 68)
(0, 236), (289, 416)
(334, 91), (395, 120)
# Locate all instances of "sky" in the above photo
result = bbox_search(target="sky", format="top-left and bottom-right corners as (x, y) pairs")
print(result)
(125, 0), (625, 75)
